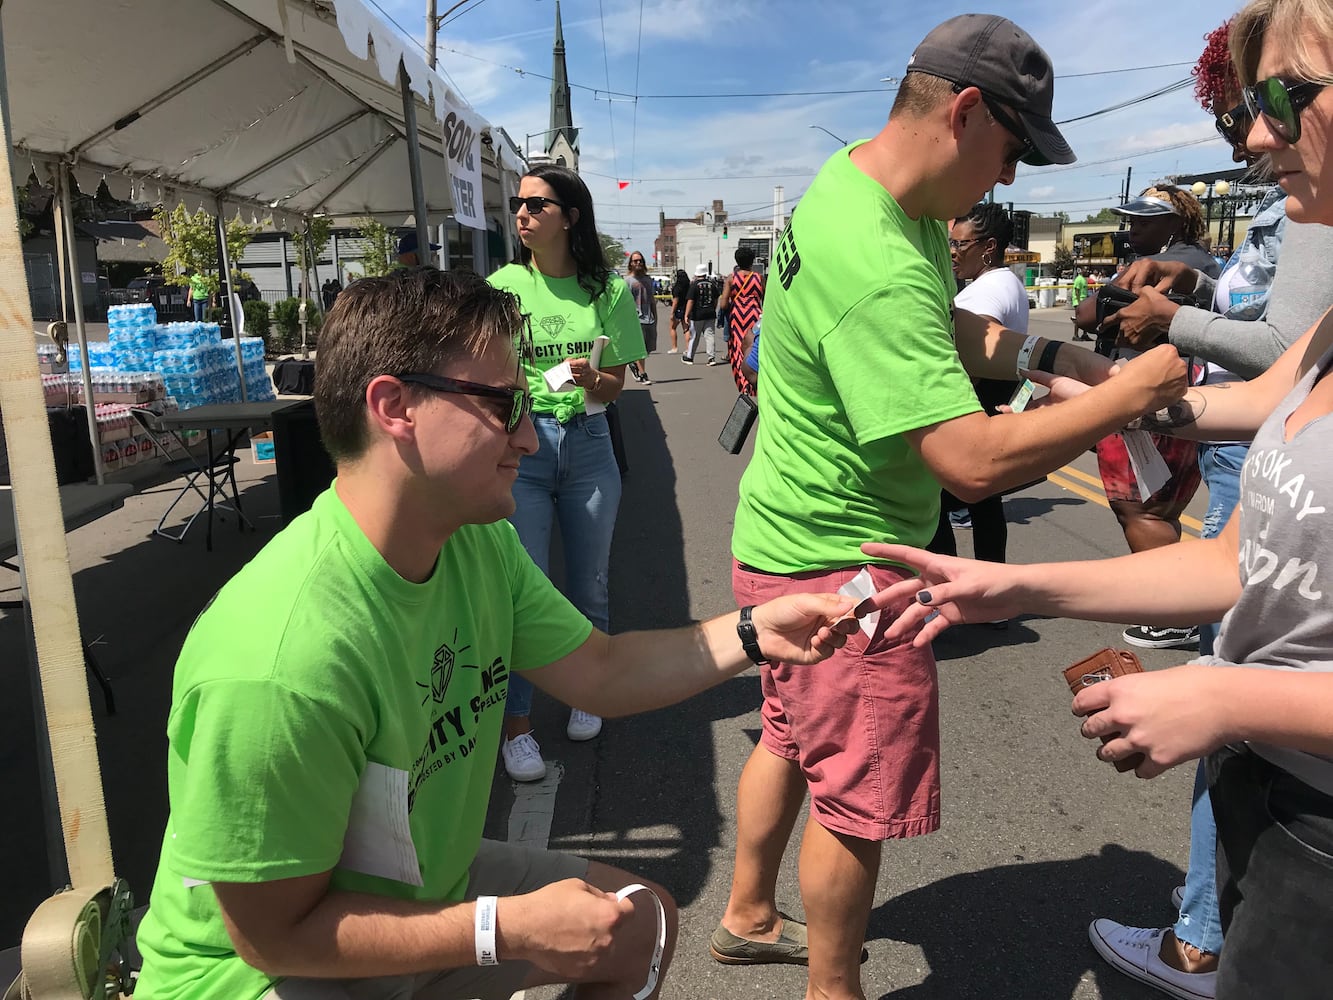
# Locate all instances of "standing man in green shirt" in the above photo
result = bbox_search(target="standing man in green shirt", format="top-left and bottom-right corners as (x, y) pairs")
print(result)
(1072, 267), (1089, 308)
(133, 267), (861, 1000)
(711, 15), (1187, 1000)
(187, 269), (210, 322)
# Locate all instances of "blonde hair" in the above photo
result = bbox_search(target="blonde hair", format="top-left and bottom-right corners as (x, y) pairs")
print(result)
(1231, 0), (1333, 86)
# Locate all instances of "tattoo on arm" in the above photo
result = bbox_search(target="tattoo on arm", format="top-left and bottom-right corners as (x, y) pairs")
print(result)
(1128, 390), (1207, 433)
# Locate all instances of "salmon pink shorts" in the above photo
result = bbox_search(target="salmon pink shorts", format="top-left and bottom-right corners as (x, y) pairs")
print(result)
(733, 560), (941, 842)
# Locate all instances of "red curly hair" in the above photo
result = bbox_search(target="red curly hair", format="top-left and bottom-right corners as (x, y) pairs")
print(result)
(1193, 19), (1238, 115)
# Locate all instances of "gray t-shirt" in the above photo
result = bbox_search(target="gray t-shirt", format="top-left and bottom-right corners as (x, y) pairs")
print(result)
(624, 273), (657, 327)
(1205, 340), (1333, 794)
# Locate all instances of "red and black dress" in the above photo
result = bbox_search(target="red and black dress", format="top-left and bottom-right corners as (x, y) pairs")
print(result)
(727, 269), (763, 396)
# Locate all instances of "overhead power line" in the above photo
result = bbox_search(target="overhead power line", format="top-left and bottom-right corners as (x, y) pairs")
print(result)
(437, 47), (1194, 102)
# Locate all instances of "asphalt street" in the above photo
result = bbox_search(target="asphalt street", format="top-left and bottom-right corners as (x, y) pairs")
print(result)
(2, 306), (1207, 999)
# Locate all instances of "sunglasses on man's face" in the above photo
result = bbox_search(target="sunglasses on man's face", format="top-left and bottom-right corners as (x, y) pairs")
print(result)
(981, 95), (1034, 166)
(509, 195), (565, 216)
(1214, 101), (1254, 149)
(395, 373), (533, 433)
(1244, 76), (1327, 144)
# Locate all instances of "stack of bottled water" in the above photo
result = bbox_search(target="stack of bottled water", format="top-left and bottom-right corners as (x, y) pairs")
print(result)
(49, 304), (267, 412)
(107, 303), (158, 371)
(240, 338), (275, 401)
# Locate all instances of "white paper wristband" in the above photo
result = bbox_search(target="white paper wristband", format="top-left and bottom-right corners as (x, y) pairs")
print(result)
(474, 895), (499, 966)
(615, 884), (668, 1000)
(1015, 334), (1040, 376)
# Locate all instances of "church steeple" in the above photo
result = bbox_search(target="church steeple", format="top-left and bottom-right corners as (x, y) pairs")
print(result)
(546, 0), (579, 171)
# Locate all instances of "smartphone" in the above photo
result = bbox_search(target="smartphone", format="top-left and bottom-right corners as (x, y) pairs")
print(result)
(1007, 378), (1036, 413)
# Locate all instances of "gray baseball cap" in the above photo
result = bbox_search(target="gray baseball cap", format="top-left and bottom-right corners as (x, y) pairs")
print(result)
(906, 13), (1075, 167)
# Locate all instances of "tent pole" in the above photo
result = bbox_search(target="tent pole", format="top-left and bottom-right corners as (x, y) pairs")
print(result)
(215, 199), (248, 401)
(59, 162), (106, 484)
(398, 59), (432, 266)
(50, 168), (70, 321)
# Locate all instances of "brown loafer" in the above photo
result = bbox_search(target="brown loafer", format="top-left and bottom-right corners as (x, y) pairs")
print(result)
(709, 912), (809, 966)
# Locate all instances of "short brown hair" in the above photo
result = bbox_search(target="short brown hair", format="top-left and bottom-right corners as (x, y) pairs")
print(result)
(890, 72), (957, 120)
(313, 267), (530, 462)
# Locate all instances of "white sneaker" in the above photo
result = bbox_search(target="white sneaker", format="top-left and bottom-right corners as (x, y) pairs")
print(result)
(566, 709), (603, 741)
(1171, 885), (1185, 910)
(501, 733), (546, 782)
(1088, 920), (1216, 1000)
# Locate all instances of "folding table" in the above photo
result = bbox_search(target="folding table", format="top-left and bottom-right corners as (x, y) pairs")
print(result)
(135, 400), (293, 551)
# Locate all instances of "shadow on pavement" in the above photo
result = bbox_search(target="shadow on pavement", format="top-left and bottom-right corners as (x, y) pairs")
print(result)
(490, 390), (725, 908)
(869, 844), (1185, 1000)
(0, 475), (279, 946)
(1006, 495), (1084, 525)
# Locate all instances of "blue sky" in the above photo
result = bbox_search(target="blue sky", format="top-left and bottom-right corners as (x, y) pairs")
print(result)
(374, 0), (1242, 256)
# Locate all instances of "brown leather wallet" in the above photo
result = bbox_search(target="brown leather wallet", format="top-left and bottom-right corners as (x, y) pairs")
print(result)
(1063, 647), (1145, 773)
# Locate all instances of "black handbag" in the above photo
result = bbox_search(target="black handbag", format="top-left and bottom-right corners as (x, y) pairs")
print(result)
(718, 394), (758, 454)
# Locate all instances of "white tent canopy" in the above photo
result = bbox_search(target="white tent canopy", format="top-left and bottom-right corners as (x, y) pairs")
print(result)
(5, 0), (523, 227)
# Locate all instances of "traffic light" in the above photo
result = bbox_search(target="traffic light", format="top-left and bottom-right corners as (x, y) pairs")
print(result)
(722, 225), (729, 239)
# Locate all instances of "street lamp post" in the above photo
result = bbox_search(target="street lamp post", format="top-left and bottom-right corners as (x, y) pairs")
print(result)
(525, 127), (569, 162)
(809, 124), (848, 146)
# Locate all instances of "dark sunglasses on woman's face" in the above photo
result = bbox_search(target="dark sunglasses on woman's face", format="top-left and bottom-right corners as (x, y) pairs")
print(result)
(1243, 76), (1327, 144)
(1214, 102), (1254, 149)
(509, 195), (565, 215)
(394, 373), (533, 433)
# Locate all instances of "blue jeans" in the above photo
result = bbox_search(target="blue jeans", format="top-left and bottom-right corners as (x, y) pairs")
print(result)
(192, 299), (207, 321)
(504, 412), (621, 718)
(1174, 441), (1246, 955)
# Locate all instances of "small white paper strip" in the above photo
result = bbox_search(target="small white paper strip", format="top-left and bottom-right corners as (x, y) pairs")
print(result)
(540, 336), (612, 416)
(1121, 430), (1171, 501)
(338, 761), (423, 886)
(838, 567), (880, 640)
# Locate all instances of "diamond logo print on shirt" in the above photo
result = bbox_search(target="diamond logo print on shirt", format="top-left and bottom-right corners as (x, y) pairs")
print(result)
(416, 630), (472, 705)
(539, 315), (567, 338)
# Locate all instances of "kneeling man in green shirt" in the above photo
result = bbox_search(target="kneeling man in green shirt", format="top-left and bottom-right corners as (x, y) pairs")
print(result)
(133, 267), (860, 1000)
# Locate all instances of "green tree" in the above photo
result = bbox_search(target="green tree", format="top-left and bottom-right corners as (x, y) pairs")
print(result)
(357, 217), (398, 277)
(154, 203), (262, 292)
(1081, 207), (1120, 224)
(598, 232), (624, 269)
(294, 215), (334, 282)
(1052, 241), (1075, 274)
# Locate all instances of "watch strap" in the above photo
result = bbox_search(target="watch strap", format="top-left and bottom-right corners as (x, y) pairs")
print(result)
(737, 606), (769, 665)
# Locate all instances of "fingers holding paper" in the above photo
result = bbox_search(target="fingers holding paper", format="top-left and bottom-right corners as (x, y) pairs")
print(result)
(857, 543), (1026, 647)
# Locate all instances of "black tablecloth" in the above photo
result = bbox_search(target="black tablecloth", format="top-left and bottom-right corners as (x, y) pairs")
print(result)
(272, 359), (316, 395)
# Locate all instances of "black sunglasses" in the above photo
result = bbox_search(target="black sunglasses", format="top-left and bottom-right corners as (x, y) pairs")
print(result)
(395, 373), (533, 433)
(1214, 101), (1254, 149)
(1244, 76), (1327, 144)
(509, 195), (565, 215)
(980, 95), (1034, 166)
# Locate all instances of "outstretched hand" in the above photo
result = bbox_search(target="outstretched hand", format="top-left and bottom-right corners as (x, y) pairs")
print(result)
(751, 593), (861, 664)
(855, 544), (1026, 646)
(1072, 665), (1232, 778)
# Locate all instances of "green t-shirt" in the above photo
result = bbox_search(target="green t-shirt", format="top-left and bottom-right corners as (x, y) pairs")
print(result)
(134, 488), (593, 1000)
(733, 143), (981, 573)
(1072, 273), (1088, 304)
(488, 263), (644, 423)
(188, 273), (210, 301)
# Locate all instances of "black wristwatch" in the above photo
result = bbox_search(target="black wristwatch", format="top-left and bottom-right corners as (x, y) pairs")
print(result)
(737, 606), (769, 665)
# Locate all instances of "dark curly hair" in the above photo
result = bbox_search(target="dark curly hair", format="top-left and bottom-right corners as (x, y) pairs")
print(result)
(517, 163), (610, 302)
(1140, 185), (1207, 246)
(1193, 20), (1237, 115)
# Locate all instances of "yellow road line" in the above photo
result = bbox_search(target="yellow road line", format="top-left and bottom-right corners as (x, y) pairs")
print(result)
(1049, 466), (1202, 537)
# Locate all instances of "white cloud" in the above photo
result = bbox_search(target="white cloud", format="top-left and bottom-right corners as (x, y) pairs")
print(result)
(1029, 185), (1056, 198)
